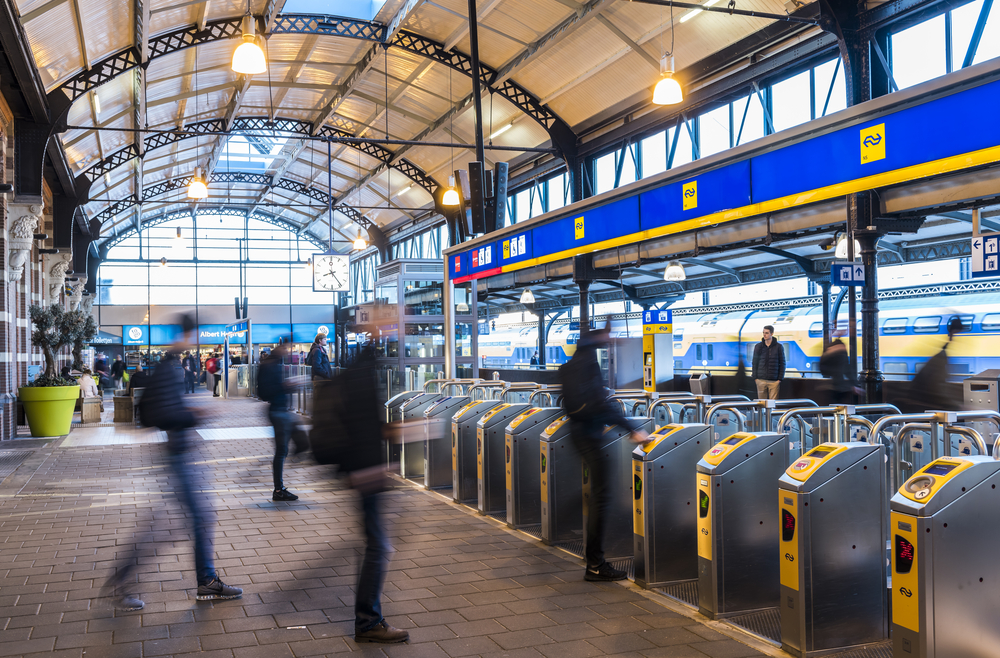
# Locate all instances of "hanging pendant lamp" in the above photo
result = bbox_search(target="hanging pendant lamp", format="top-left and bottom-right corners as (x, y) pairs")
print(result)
(188, 167), (208, 199)
(232, 14), (266, 74)
(442, 176), (460, 206)
(653, 55), (683, 105)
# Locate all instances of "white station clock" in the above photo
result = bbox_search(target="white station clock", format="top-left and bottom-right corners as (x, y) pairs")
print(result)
(312, 253), (350, 292)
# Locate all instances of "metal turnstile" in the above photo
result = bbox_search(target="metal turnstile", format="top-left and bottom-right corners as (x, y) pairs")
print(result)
(385, 391), (422, 463)
(582, 419), (655, 561)
(540, 415), (582, 545)
(398, 393), (447, 479)
(632, 423), (713, 589)
(451, 400), (503, 504)
(696, 431), (788, 619)
(423, 396), (470, 490)
(505, 407), (564, 528)
(779, 442), (887, 657)
(477, 403), (530, 515)
(891, 456), (1000, 658)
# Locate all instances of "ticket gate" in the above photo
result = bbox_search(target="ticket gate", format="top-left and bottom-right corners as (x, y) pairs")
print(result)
(385, 391), (423, 462)
(505, 407), (564, 528)
(477, 403), (531, 515)
(451, 400), (503, 504)
(398, 393), (449, 479)
(423, 396), (471, 490)
(778, 442), (887, 657)
(540, 416), (582, 545)
(891, 456), (1000, 658)
(582, 419), (655, 561)
(696, 431), (788, 619)
(632, 423), (713, 589)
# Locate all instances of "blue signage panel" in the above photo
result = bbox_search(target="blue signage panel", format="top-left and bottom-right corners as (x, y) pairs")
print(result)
(198, 325), (228, 342)
(498, 230), (533, 267)
(450, 252), (467, 279)
(252, 324), (293, 343)
(292, 323), (334, 343)
(532, 195), (640, 257)
(642, 310), (673, 325)
(124, 325), (147, 345)
(971, 233), (1000, 278)
(640, 161), (752, 231)
(90, 330), (122, 345)
(467, 240), (500, 276)
(831, 261), (865, 286)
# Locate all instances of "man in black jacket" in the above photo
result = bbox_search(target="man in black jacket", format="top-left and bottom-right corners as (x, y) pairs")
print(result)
(752, 325), (785, 399)
(106, 314), (242, 611)
(258, 340), (298, 501)
(560, 325), (648, 582)
(110, 355), (126, 390)
(307, 334), (333, 380)
(332, 338), (408, 644)
(181, 351), (198, 394)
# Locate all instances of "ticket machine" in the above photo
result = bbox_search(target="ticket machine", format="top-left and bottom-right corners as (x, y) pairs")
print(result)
(642, 310), (673, 393)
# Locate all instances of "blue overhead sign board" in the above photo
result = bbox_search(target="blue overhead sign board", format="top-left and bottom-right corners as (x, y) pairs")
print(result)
(831, 261), (866, 287)
(971, 233), (1000, 278)
(449, 75), (1000, 285)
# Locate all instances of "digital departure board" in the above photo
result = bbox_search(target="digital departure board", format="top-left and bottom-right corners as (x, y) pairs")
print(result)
(925, 461), (960, 476)
(782, 510), (796, 542)
(895, 535), (915, 574)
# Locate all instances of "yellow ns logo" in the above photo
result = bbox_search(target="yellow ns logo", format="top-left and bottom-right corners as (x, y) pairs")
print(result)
(574, 217), (584, 240)
(682, 181), (697, 211)
(860, 123), (885, 164)
(503, 241), (510, 259)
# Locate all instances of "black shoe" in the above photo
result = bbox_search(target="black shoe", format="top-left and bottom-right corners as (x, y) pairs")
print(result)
(585, 562), (627, 582)
(114, 595), (144, 611)
(196, 578), (243, 601)
(273, 488), (298, 501)
(355, 620), (409, 644)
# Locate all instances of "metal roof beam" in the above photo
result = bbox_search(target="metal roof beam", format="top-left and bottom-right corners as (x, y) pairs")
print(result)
(682, 257), (743, 281)
(936, 210), (1000, 232)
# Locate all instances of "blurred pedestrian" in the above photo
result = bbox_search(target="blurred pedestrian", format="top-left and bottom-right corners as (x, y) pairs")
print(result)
(530, 351), (539, 367)
(129, 362), (150, 392)
(559, 324), (648, 582)
(318, 331), (407, 643)
(259, 339), (299, 502)
(205, 353), (221, 397)
(182, 351), (197, 394)
(106, 314), (242, 610)
(307, 333), (332, 380)
(110, 355), (125, 390)
(752, 325), (785, 400)
(819, 338), (859, 405)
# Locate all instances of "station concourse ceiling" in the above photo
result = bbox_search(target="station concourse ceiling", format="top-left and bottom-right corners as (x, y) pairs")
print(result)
(13, 0), (826, 252)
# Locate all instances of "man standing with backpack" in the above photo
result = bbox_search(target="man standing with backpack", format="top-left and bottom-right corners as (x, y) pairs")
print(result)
(559, 324), (648, 582)
(258, 339), (299, 502)
(205, 352), (221, 396)
(110, 314), (243, 610)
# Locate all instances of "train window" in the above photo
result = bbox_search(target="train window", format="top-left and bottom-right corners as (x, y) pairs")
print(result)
(948, 362), (971, 374)
(882, 318), (908, 334)
(674, 360), (684, 371)
(808, 322), (823, 338)
(983, 314), (1000, 331)
(883, 362), (909, 373)
(783, 343), (791, 361)
(707, 344), (714, 360)
(948, 314), (975, 332)
(696, 344), (703, 360)
(913, 316), (941, 333)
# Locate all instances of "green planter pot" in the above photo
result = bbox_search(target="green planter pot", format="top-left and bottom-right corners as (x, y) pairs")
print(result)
(18, 385), (81, 437)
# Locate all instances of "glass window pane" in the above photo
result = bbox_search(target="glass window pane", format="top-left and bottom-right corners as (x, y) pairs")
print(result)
(150, 263), (196, 286)
(197, 267), (241, 286)
(734, 94), (766, 146)
(641, 131), (666, 178)
(594, 152), (616, 194)
(529, 186), (545, 217)
(892, 15), (947, 89)
(454, 281), (473, 315)
(813, 59), (846, 117)
(150, 286), (197, 305)
(404, 280), (444, 316)
(247, 287), (290, 304)
(972, 1), (1000, 64)
(245, 267), (290, 287)
(700, 106), (731, 157)
(547, 174), (567, 212)
(404, 323), (445, 358)
(618, 146), (637, 187)
(515, 189), (531, 223)
(772, 70), (812, 131)
(196, 286), (241, 305)
(669, 124), (694, 168)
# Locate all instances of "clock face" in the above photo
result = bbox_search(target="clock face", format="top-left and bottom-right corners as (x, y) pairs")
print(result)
(313, 253), (350, 292)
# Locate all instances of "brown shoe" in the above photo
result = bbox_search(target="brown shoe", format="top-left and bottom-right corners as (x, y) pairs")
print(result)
(355, 620), (409, 644)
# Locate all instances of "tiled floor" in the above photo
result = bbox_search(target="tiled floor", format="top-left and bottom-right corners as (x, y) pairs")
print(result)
(0, 395), (773, 658)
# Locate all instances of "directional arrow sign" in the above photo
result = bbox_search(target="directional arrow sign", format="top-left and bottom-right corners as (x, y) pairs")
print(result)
(971, 233), (1000, 278)
(831, 261), (864, 287)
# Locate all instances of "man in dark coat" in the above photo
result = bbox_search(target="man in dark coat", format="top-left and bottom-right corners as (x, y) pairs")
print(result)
(752, 325), (785, 399)
(324, 339), (408, 643)
(110, 355), (126, 390)
(307, 334), (332, 380)
(258, 340), (298, 501)
(559, 325), (648, 582)
(181, 352), (198, 394)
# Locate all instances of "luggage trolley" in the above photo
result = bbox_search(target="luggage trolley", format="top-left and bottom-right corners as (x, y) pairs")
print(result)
(778, 441), (888, 657)
(423, 396), (472, 490)
(477, 403), (531, 516)
(696, 431), (788, 619)
(451, 400), (503, 504)
(539, 415), (582, 546)
(504, 406), (564, 528)
(632, 423), (713, 590)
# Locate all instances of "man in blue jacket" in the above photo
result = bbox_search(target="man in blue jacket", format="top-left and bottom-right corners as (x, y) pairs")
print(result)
(752, 325), (785, 399)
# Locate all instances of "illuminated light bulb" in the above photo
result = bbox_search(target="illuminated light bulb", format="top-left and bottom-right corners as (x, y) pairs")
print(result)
(353, 236), (368, 250)
(663, 260), (686, 281)
(652, 55), (683, 106)
(442, 175), (460, 206)
(489, 122), (514, 139)
(232, 15), (266, 74)
(520, 288), (535, 305)
(188, 166), (208, 199)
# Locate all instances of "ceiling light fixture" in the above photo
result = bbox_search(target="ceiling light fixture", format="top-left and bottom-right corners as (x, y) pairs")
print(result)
(489, 121), (514, 140)
(520, 288), (536, 305)
(680, 0), (723, 23)
(353, 235), (368, 250)
(653, 55), (683, 105)
(304, 257), (313, 270)
(160, 257), (168, 267)
(835, 234), (861, 260)
(92, 93), (101, 115)
(663, 260), (686, 281)
(188, 167), (208, 198)
(442, 175), (460, 206)
(175, 227), (183, 240)
(232, 9), (266, 74)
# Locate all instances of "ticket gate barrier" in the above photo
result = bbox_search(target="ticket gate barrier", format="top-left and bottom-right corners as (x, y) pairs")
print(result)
(398, 393), (448, 479)
(477, 403), (531, 515)
(385, 391), (423, 463)
(778, 442), (887, 657)
(540, 415), (582, 545)
(423, 396), (471, 490)
(632, 423), (713, 589)
(505, 407), (564, 528)
(696, 431), (788, 619)
(451, 400), (503, 504)
(582, 418), (655, 561)
(891, 455), (1000, 658)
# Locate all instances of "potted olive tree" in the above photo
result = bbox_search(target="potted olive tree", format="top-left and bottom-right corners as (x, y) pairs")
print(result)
(18, 305), (94, 436)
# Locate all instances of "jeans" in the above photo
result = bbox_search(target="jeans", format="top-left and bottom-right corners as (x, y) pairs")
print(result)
(167, 441), (218, 586)
(355, 490), (390, 632)
(269, 405), (293, 490)
(184, 371), (196, 393)
(570, 423), (611, 569)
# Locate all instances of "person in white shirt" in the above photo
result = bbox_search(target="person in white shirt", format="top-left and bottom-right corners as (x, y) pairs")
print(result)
(78, 369), (100, 398)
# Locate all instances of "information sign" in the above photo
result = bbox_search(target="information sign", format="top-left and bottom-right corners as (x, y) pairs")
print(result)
(831, 261), (865, 287)
(970, 233), (1000, 278)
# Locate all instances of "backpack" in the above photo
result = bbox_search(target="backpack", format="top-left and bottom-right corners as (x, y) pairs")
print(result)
(137, 363), (170, 429)
(559, 352), (600, 420)
(309, 376), (350, 465)
(205, 357), (219, 374)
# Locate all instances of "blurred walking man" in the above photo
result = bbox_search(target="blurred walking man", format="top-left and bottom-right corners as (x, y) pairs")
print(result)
(752, 325), (785, 400)
(258, 339), (299, 501)
(104, 314), (242, 610)
(559, 324), (648, 582)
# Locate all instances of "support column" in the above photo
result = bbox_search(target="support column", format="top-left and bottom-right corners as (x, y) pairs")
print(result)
(443, 264), (456, 379)
(578, 281), (591, 338)
(857, 227), (884, 403)
(537, 311), (545, 369)
(820, 280), (832, 348)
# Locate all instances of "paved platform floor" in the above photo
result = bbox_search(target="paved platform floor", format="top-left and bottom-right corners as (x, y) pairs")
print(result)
(0, 395), (773, 658)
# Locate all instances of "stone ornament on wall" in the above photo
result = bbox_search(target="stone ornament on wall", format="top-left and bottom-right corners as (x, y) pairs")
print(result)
(68, 275), (87, 311)
(80, 294), (94, 315)
(43, 253), (72, 304)
(7, 204), (41, 282)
